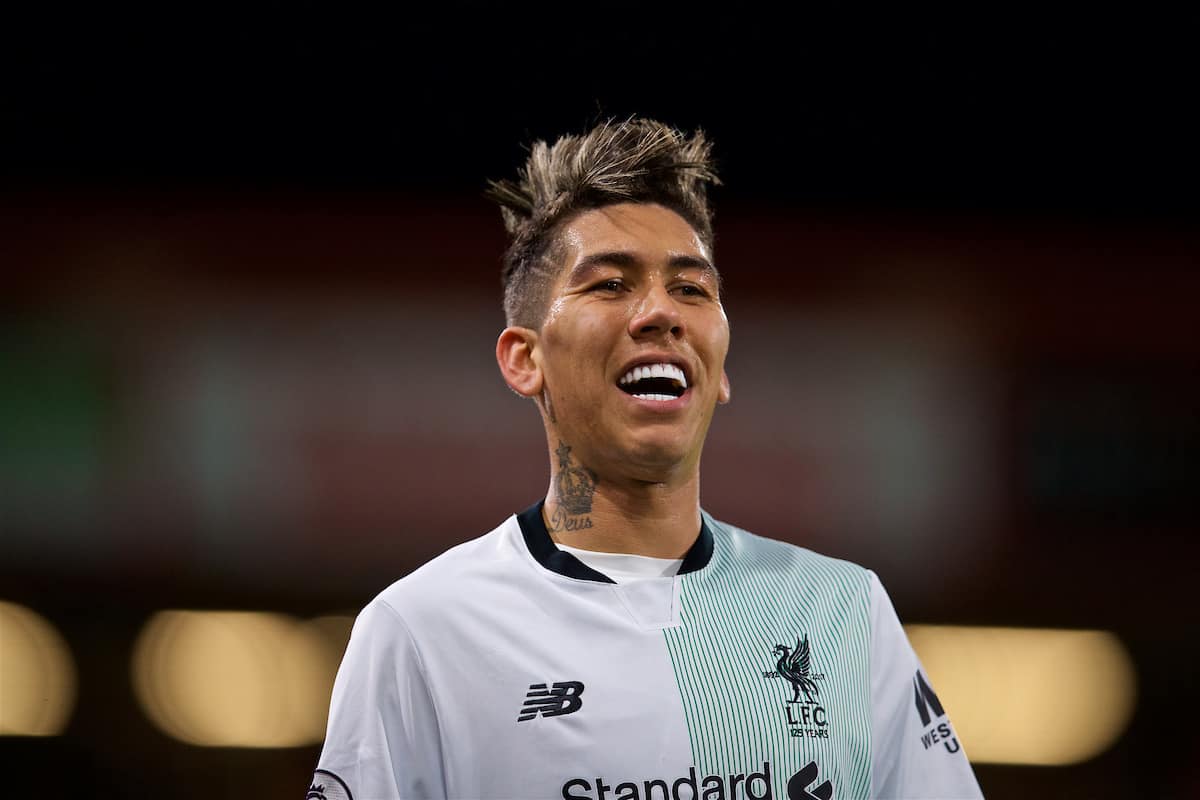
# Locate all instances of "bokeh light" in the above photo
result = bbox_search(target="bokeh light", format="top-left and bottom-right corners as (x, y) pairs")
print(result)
(907, 625), (1137, 765)
(0, 601), (77, 736)
(131, 611), (352, 747)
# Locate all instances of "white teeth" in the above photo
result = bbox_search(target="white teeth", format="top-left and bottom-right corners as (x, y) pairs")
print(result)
(632, 393), (676, 402)
(618, 362), (688, 388)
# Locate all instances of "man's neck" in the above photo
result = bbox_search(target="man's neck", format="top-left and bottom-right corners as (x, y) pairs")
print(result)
(541, 472), (703, 560)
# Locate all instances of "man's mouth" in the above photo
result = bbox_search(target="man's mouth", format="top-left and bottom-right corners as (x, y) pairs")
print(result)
(617, 362), (688, 401)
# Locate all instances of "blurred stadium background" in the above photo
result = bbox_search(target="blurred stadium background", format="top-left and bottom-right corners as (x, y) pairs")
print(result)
(2, 9), (1198, 798)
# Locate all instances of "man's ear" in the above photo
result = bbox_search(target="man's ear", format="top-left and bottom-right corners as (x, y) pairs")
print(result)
(496, 327), (543, 397)
(718, 369), (732, 404)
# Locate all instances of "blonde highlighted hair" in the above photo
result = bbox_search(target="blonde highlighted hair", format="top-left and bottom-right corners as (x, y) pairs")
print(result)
(487, 118), (721, 328)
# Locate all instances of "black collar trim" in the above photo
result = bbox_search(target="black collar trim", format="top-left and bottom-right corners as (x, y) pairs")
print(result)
(515, 501), (714, 583)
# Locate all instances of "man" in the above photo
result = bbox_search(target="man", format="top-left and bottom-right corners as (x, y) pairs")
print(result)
(309, 119), (983, 799)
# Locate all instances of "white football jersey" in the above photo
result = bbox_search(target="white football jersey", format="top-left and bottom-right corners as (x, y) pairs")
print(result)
(309, 504), (983, 800)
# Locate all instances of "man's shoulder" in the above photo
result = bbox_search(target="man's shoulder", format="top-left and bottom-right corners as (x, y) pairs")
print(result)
(705, 514), (874, 584)
(367, 513), (522, 620)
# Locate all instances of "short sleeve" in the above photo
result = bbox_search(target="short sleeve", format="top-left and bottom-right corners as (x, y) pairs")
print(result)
(869, 571), (983, 800)
(308, 599), (447, 800)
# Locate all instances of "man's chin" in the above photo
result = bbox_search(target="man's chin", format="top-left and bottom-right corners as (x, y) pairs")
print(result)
(613, 435), (699, 481)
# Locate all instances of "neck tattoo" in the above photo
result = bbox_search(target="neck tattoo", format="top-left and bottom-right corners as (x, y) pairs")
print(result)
(549, 440), (596, 532)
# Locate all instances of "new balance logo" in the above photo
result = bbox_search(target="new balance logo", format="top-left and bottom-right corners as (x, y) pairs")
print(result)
(517, 680), (585, 721)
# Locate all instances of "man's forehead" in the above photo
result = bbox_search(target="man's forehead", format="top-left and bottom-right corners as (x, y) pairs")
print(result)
(558, 203), (711, 264)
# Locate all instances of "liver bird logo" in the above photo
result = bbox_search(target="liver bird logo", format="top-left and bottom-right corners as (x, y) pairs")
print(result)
(773, 636), (819, 704)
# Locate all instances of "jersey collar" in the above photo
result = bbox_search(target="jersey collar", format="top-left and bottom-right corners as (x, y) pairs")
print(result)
(516, 501), (714, 583)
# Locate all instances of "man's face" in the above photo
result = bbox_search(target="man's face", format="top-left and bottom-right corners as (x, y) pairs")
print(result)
(531, 202), (731, 481)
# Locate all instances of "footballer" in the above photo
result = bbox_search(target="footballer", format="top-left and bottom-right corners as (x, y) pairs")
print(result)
(308, 119), (983, 800)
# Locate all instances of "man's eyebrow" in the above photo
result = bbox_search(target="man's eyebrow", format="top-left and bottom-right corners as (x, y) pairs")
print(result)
(667, 254), (723, 292)
(567, 251), (639, 282)
(567, 251), (719, 283)
(667, 254), (719, 277)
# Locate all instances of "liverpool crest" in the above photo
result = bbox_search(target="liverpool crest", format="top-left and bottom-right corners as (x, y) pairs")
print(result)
(774, 636), (819, 704)
(763, 634), (831, 739)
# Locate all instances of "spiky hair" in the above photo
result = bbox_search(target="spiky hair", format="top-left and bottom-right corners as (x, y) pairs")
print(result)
(487, 118), (721, 328)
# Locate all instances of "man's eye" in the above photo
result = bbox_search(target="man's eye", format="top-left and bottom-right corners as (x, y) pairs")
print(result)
(675, 284), (709, 298)
(592, 279), (624, 292)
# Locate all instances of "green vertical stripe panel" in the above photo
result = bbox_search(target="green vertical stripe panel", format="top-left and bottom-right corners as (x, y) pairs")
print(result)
(664, 516), (873, 799)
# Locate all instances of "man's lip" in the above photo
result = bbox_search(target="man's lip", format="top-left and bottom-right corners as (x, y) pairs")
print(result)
(617, 385), (693, 411)
(614, 355), (692, 385)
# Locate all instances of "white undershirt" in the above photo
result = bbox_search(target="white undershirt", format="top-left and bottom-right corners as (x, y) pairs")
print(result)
(555, 543), (683, 582)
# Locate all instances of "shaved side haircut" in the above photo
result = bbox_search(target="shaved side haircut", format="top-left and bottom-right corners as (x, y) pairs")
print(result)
(487, 118), (721, 329)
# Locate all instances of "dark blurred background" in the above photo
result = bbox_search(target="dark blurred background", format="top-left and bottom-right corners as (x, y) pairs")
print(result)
(2, 7), (1198, 798)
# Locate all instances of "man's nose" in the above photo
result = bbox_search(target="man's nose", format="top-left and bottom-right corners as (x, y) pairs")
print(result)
(628, 284), (684, 338)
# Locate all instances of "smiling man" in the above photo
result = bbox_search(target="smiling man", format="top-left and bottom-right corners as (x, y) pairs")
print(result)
(496, 200), (730, 558)
(310, 120), (983, 800)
